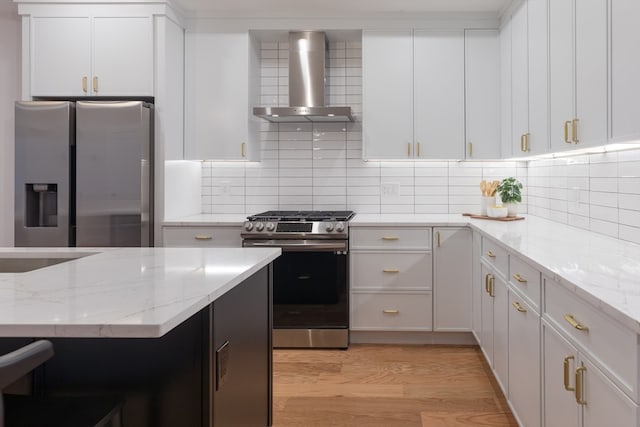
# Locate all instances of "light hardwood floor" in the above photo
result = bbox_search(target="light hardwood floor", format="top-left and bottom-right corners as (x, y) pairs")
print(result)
(273, 344), (518, 427)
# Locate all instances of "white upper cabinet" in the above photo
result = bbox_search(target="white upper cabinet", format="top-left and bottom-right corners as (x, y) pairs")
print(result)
(363, 29), (498, 160)
(610, 0), (640, 142)
(549, 0), (607, 151)
(30, 15), (152, 97)
(362, 30), (414, 159)
(465, 30), (500, 159)
(184, 31), (260, 161)
(500, 19), (512, 158)
(527, 0), (549, 155)
(510, 3), (529, 155)
(413, 30), (464, 160)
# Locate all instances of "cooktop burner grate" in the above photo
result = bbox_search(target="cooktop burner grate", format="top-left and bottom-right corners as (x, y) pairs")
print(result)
(246, 210), (355, 222)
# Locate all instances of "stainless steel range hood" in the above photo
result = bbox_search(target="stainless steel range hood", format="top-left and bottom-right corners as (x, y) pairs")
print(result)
(253, 31), (354, 123)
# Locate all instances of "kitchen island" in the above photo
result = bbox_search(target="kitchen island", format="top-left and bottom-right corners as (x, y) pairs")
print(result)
(0, 247), (281, 426)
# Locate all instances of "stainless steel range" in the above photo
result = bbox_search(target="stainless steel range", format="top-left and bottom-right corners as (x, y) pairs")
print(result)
(242, 211), (355, 349)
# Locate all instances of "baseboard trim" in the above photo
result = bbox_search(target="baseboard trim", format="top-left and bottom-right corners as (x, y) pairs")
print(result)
(350, 331), (478, 345)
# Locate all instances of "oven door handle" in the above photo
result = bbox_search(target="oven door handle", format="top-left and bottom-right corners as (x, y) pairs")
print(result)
(243, 240), (348, 252)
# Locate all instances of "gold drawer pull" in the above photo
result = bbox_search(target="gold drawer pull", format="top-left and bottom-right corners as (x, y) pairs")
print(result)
(486, 250), (496, 258)
(572, 118), (579, 143)
(575, 365), (587, 405)
(564, 314), (589, 332)
(195, 235), (213, 241)
(382, 236), (399, 241)
(512, 301), (527, 313)
(93, 76), (98, 93)
(512, 273), (527, 283)
(82, 76), (88, 93)
(564, 120), (572, 143)
(563, 356), (575, 391)
(383, 309), (399, 315)
(382, 269), (400, 273)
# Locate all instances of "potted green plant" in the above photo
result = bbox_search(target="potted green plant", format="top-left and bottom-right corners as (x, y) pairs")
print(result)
(497, 177), (523, 217)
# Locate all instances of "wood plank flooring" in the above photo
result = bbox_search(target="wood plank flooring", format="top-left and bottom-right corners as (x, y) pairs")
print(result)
(273, 344), (518, 427)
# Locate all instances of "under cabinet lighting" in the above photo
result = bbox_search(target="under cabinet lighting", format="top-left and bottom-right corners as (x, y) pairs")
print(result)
(506, 142), (640, 161)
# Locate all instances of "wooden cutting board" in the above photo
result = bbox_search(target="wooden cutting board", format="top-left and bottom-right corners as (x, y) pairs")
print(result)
(462, 213), (525, 221)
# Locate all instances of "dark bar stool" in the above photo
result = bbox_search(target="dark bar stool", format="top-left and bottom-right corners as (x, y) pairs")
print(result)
(0, 340), (123, 427)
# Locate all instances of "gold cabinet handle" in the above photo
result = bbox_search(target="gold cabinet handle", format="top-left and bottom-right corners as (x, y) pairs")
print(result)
(512, 273), (527, 283)
(564, 120), (572, 143)
(82, 76), (88, 93)
(485, 274), (490, 293)
(520, 133), (529, 152)
(92, 76), (98, 93)
(575, 365), (587, 405)
(382, 236), (399, 241)
(407, 142), (412, 157)
(486, 250), (496, 258)
(563, 355), (575, 391)
(241, 142), (246, 158)
(468, 142), (473, 158)
(195, 235), (213, 241)
(512, 301), (527, 313)
(436, 231), (441, 247)
(382, 268), (400, 273)
(383, 309), (399, 315)
(572, 118), (579, 143)
(489, 275), (495, 297)
(485, 274), (495, 297)
(564, 314), (589, 332)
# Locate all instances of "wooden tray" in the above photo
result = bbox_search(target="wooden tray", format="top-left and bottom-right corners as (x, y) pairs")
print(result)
(462, 213), (525, 221)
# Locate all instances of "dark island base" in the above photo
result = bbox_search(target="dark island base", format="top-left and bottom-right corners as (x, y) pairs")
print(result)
(0, 265), (273, 427)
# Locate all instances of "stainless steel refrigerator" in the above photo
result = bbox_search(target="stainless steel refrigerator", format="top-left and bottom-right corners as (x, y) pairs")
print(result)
(15, 101), (153, 247)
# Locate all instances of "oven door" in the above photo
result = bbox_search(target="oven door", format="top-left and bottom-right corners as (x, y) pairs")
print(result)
(243, 239), (349, 330)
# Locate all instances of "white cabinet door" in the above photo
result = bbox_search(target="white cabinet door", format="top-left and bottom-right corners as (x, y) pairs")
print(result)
(363, 30), (413, 160)
(433, 228), (471, 331)
(93, 17), (153, 96)
(480, 263), (495, 364)
(510, 2), (529, 156)
(184, 31), (258, 160)
(464, 30), (500, 159)
(582, 356), (639, 427)
(508, 290), (540, 427)
(549, 0), (575, 151)
(413, 30), (464, 159)
(527, 0), (549, 155)
(492, 273), (508, 393)
(31, 17), (91, 96)
(611, 0), (640, 142)
(574, 0), (608, 148)
(543, 322), (581, 427)
(500, 19), (513, 158)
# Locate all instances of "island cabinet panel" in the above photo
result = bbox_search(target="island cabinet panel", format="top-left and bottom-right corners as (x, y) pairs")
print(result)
(3, 266), (272, 427)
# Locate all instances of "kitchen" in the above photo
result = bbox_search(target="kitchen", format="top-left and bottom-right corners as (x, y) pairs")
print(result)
(1, 0), (640, 426)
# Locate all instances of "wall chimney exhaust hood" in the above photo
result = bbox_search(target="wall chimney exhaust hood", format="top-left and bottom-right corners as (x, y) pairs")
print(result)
(253, 31), (354, 123)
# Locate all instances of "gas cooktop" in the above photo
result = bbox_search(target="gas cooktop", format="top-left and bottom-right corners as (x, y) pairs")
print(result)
(246, 211), (355, 222)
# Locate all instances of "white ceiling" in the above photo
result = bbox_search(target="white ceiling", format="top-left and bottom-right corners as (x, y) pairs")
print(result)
(175, 0), (510, 18)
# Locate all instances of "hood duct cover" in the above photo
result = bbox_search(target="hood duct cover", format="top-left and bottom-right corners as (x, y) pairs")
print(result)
(253, 31), (354, 123)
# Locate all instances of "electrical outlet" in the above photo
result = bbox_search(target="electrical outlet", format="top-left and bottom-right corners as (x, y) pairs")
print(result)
(381, 182), (400, 197)
(220, 181), (231, 195)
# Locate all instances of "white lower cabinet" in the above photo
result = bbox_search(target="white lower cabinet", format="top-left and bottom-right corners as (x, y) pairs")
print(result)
(471, 231), (482, 342)
(508, 289), (540, 427)
(480, 261), (508, 392)
(543, 319), (639, 427)
(433, 227), (472, 331)
(162, 226), (241, 247)
(350, 226), (432, 332)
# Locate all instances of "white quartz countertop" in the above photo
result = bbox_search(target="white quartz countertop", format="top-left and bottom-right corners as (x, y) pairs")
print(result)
(353, 213), (640, 333)
(163, 214), (247, 226)
(0, 247), (280, 338)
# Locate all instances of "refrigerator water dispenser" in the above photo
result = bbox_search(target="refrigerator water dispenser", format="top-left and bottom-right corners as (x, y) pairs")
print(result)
(25, 184), (58, 227)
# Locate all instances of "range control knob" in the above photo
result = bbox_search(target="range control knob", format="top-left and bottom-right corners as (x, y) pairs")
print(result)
(255, 222), (265, 232)
(335, 222), (345, 233)
(325, 222), (335, 232)
(266, 222), (276, 232)
(244, 222), (254, 231)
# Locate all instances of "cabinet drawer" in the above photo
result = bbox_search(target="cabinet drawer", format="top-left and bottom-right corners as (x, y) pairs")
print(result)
(350, 227), (432, 250)
(481, 236), (508, 276)
(351, 252), (432, 290)
(509, 255), (541, 312)
(351, 292), (433, 331)
(544, 278), (638, 401)
(163, 226), (241, 247)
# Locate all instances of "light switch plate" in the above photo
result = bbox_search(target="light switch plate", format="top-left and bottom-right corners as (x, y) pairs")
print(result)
(381, 182), (400, 197)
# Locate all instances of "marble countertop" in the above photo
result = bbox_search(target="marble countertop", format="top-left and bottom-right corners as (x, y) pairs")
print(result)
(0, 247), (280, 338)
(353, 213), (640, 333)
